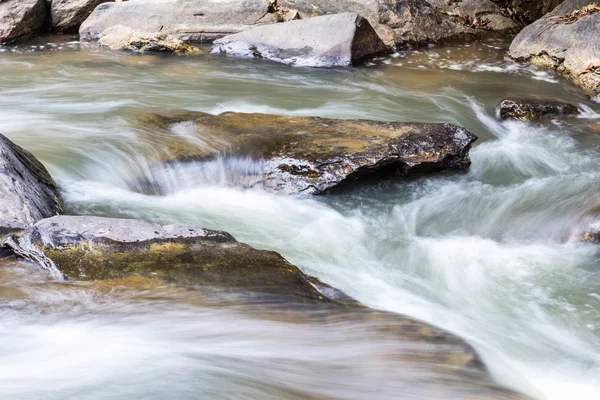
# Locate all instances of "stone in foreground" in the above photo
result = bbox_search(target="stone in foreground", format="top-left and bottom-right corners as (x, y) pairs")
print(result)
(0, 0), (47, 44)
(98, 25), (201, 54)
(509, 0), (600, 102)
(498, 99), (580, 121)
(3, 215), (343, 301)
(79, 0), (271, 42)
(0, 133), (63, 234)
(211, 13), (389, 67)
(137, 110), (477, 195)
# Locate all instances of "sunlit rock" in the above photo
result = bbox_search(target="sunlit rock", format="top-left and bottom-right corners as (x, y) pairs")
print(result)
(211, 13), (390, 67)
(98, 25), (201, 54)
(79, 0), (271, 42)
(135, 110), (477, 195)
(498, 99), (580, 121)
(0, 0), (47, 44)
(0, 133), (63, 235)
(509, 0), (600, 102)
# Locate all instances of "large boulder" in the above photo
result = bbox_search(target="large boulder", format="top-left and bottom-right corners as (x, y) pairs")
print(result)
(98, 25), (201, 54)
(211, 13), (389, 67)
(135, 110), (477, 195)
(276, 0), (495, 48)
(509, 1), (600, 102)
(498, 99), (579, 121)
(0, 0), (47, 44)
(2, 215), (345, 300)
(49, 0), (112, 33)
(79, 0), (272, 42)
(428, 0), (519, 33)
(0, 133), (63, 235)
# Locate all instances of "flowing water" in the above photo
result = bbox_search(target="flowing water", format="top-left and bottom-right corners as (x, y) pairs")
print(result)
(1, 35), (600, 399)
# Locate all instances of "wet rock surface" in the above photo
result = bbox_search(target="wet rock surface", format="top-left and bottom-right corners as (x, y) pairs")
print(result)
(509, 0), (600, 102)
(211, 13), (389, 67)
(98, 25), (201, 54)
(49, 0), (111, 33)
(2, 215), (345, 301)
(0, 0), (47, 44)
(498, 99), (580, 121)
(0, 133), (63, 235)
(136, 110), (477, 195)
(79, 0), (272, 42)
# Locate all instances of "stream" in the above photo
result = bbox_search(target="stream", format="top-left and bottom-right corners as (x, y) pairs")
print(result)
(1, 35), (600, 399)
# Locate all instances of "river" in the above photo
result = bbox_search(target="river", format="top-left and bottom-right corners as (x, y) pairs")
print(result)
(1, 35), (599, 399)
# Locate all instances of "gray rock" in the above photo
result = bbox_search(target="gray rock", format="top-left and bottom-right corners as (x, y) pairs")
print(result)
(277, 0), (483, 48)
(49, 0), (112, 33)
(135, 110), (477, 195)
(498, 99), (580, 121)
(98, 25), (201, 53)
(2, 215), (350, 301)
(0, 133), (63, 235)
(211, 12), (390, 67)
(509, 1), (600, 102)
(504, 0), (564, 24)
(79, 0), (271, 42)
(0, 0), (47, 44)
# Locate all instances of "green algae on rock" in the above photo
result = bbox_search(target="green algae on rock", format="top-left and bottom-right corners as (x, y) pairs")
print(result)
(134, 110), (478, 195)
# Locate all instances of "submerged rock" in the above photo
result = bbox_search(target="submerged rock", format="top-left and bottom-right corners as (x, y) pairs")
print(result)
(136, 110), (477, 195)
(0, 0), (47, 44)
(98, 25), (201, 54)
(498, 99), (580, 121)
(79, 0), (271, 42)
(0, 133), (63, 235)
(50, 0), (111, 33)
(211, 13), (389, 67)
(2, 215), (345, 301)
(509, 0), (600, 102)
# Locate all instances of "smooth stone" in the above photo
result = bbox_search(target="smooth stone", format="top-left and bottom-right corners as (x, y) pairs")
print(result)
(0, 0), (47, 44)
(135, 110), (477, 195)
(50, 0), (112, 33)
(509, 0), (600, 102)
(79, 0), (272, 42)
(498, 99), (580, 121)
(0, 133), (63, 235)
(211, 12), (390, 67)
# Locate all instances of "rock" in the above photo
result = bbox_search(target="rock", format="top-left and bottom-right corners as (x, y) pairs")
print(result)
(509, 1), (600, 102)
(428, 0), (520, 33)
(277, 0), (490, 48)
(135, 110), (477, 195)
(0, 133), (63, 235)
(569, 208), (600, 243)
(504, 0), (565, 24)
(211, 13), (389, 67)
(79, 0), (272, 42)
(98, 25), (201, 54)
(0, 0), (47, 44)
(498, 99), (580, 121)
(2, 215), (351, 300)
(49, 0), (112, 33)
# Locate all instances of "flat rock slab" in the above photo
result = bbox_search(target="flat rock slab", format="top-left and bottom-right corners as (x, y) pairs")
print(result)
(498, 99), (580, 121)
(136, 110), (477, 195)
(509, 0), (600, 101)
(0, 133), (63, 235)
(3, 215), (345, 301)
(79, 0), (271, 41)
(211, 12), (389, 67)
(0, 0), (47, 44)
